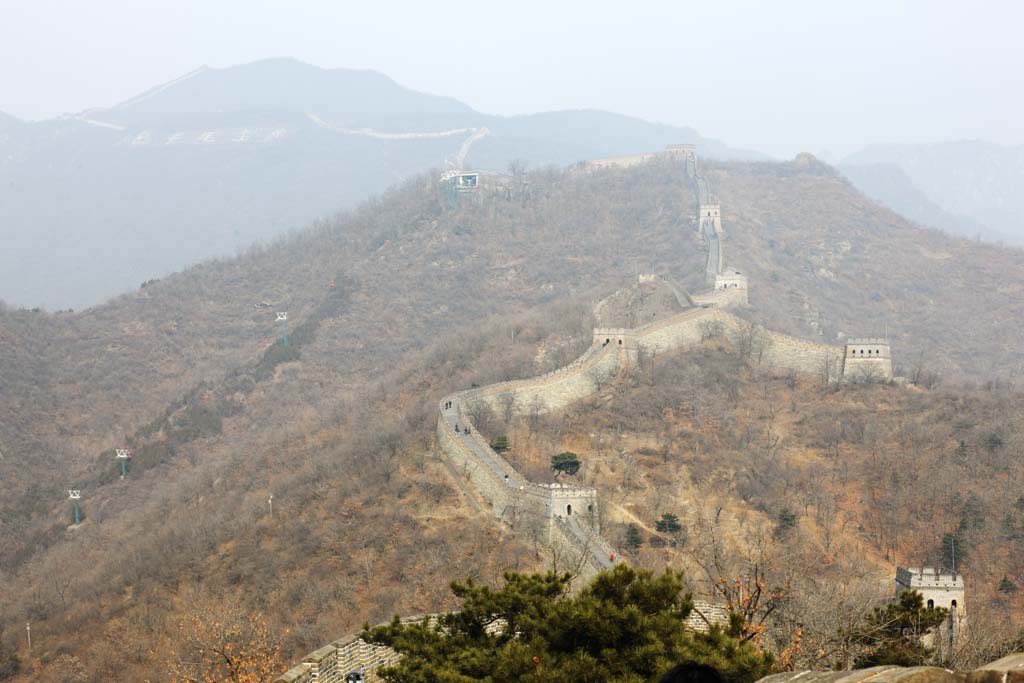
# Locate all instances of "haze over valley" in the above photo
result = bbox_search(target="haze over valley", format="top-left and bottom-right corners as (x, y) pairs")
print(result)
(2, 4), (1024, 683)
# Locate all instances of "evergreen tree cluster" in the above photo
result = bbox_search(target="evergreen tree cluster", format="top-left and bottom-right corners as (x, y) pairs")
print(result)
(852, 590), (948, 668)
(363, 565), (772, 683)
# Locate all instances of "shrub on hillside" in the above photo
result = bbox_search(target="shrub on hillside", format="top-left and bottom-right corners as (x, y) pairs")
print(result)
(551, 451), (581, 477)
(0, 641), (19, 680)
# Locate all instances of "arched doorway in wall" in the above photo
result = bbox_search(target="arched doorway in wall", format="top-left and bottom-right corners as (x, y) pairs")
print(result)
(927, 599), (935, 609)
(566, 504), (572, 516)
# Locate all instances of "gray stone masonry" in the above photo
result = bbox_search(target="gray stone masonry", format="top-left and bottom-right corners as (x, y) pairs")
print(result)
(844, 338), (894, 381)
(895, 566), (964, 616)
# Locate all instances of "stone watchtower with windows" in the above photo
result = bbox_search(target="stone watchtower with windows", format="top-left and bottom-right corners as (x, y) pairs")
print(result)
(896, 566), (965, 617)
(699, 204), (722, 235)
(895, 566), (965, 649)
(842, 338), (893, 382)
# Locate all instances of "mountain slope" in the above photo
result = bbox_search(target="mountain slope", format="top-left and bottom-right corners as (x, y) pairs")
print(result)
(838, 161), (996, 240)
(5, 157), (1024, 680)
(842, 140), (1024, 243)
(0, 58), (760, 311)
(0, 110), (22, 129)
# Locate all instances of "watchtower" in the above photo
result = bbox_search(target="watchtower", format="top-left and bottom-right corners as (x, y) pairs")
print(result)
(713, 269), (748, 305)
(440, 170), (483, 208)
(666, 143), (697, 157)
(895, 566), (965, 650)
(842, 338), (892, 382)
(440, 171), (479, 191)
(667, 144), (698, 177)
(895, 566), (965, 617)
(699, 204), (722, 235)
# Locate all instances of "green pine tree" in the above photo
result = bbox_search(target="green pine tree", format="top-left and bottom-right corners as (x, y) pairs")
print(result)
(655, 512), (682, 534)
(551, 451), (581, 477)
(490, 435), (510, 453)
(625, 524), (644, 551)
(363, 565), (772, 683)
(853, 590), (948, 668)
(0, 640), (19, 681)
(773, 508), (797, 539)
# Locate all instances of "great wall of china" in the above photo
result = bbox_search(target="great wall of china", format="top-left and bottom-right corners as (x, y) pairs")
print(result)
(276, 147), (895, 683)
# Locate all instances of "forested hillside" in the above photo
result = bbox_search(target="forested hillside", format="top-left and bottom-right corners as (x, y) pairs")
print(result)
(498, 340), (1024, 668)
(3, 156), (1024, 680)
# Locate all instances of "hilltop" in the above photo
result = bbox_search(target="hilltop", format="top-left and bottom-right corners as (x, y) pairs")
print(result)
(98, 58), (474, 129)
(4, 155), (1024, 680)
(0, 58), (757, 310)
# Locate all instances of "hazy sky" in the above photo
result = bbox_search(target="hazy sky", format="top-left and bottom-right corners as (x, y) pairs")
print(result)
(2, 0), (1021, 158)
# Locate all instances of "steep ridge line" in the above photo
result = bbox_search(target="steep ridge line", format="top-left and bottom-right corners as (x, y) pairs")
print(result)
(278, 150), (877, 682)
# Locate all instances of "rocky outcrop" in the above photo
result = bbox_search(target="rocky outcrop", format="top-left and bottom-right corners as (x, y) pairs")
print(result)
(760, 654), (1024, 683)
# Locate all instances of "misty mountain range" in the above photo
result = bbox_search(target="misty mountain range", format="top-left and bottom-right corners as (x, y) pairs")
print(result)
(1, 57), (1020, 310)
(839, 141), (1024, 244)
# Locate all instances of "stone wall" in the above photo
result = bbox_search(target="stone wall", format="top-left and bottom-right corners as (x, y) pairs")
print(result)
(275, 619), (421, 683)
(634, 307), (845, 380)
(436, 340), (627, 569)
(576, 152), (659, 171)
(433, 301), (850, 582)
(457, 342), (626, 417)
(576, 145), (696, 173)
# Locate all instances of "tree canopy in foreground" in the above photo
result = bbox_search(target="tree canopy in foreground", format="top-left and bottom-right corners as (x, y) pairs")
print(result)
(363, 564), (772, 683)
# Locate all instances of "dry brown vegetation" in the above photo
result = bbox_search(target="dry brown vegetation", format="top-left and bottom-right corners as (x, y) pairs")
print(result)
(498, 339), (1024, 667)
(3, 156), (1024, 679)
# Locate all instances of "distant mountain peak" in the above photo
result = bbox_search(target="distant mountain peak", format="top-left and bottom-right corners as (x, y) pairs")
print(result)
(99, 58), (475, 128)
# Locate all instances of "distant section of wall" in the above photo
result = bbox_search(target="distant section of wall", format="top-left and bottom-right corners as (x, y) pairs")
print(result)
(576, 152), (659, 171)
(575, 144), (697, 173)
